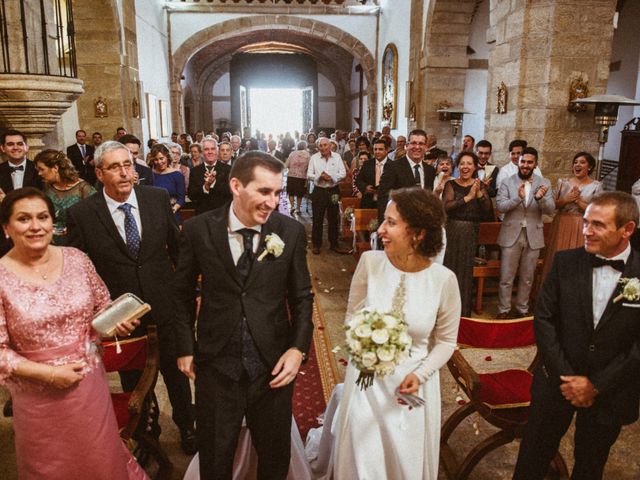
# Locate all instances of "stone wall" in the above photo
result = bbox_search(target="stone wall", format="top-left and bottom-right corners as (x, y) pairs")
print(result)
(485, 0), (617, 180)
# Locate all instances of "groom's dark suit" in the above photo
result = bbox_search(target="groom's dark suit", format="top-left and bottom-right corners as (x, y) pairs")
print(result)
(514, 247), (640, 479)
(67, 186), (194, 433)
(174, 205), (314, 479)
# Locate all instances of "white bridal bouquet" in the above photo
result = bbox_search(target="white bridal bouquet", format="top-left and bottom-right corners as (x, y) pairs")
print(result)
(344, 308), (412, 390)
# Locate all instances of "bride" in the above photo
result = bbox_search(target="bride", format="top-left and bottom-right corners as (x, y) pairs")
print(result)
(332, 187), (461, 479)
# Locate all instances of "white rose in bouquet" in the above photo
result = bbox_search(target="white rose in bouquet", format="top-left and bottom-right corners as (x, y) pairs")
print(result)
(347, 338), (363, 354)
(371, 328), (390, 345)
(355, 324), (372, 338)
(361, 351), (377, 368)
(376, 345), (396, 362)
(383, 314), (399, 329)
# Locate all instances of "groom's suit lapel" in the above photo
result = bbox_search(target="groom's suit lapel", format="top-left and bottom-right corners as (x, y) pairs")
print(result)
(578, 251), (595, 332)
(595, 249), (640, 334)
(207, 207), (243, 288)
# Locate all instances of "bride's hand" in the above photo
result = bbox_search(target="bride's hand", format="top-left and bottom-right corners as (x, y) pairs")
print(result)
(398, 373), (421, 395)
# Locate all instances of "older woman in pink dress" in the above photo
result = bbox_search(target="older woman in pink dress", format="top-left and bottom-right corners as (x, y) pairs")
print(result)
(0, 187), (147, 480)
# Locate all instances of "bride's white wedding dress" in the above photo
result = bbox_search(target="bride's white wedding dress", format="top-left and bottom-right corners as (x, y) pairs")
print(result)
(332, 251), (461, 479)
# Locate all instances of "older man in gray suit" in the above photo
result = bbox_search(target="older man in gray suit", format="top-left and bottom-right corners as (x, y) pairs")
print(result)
(495, 147), (555, 318)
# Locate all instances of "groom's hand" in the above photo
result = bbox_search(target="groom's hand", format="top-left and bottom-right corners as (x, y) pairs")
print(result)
(269, 348), (303, 389)
(178, 355), (196, 380)
(559, 375), (598, 407)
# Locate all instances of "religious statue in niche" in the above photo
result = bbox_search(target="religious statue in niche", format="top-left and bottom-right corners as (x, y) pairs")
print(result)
(94, 97), (108, 118)
(132, 98), (140, 118)
(567, 75), (589, 113)
(382, 44), (398, 128)
(496, 82), (508, 114)
(437, 101), (451, 121)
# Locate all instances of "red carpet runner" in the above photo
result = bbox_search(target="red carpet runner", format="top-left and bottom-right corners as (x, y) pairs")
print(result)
(292, 297), (339, 440)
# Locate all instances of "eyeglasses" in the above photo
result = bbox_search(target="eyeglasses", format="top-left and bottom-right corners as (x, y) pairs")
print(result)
(408, 142), (427, 147)
(101, 161), (134, 172)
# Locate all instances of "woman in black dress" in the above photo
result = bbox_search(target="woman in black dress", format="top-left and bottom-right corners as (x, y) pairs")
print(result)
(442, 152), (493, 316)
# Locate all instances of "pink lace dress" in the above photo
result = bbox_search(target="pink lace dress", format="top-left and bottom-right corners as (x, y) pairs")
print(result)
(0, 247), (148, 480)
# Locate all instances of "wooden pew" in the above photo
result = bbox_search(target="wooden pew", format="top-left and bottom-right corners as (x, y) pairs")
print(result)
(351, 208), (378, 261)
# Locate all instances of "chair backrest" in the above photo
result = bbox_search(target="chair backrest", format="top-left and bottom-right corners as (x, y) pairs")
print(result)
(457, 316), (535, 350)
(341, 196), (361, 211)
(102, 335), (148, 372)
(478, 222), (502, 245)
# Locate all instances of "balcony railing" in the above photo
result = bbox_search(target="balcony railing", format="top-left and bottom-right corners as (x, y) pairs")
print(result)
(0, 0), (77, 77)
(168, 0), (378, 6)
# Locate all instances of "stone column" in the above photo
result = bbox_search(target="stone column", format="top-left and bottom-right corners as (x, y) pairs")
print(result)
(416, 0), (476, 150)
(485, 0), (617, 180)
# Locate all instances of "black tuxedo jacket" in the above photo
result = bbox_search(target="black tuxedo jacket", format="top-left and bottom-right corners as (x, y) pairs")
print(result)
(173, 205), (314, 368)
(66, 143), (95, 182)
(0, 160), (43, 193)
(535, 247), (640, 425)
(377, 155), (436, 222)
(355, 158), (391, 209)
(477, 162), (499, 198)
(66, 186), (180, 332)
(187, 162), (232, 215)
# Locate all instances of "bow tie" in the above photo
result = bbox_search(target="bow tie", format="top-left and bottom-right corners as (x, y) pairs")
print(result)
(10, 165), (24, 173)
(205, 164), (216, 172)
(591, 256), (625, 272)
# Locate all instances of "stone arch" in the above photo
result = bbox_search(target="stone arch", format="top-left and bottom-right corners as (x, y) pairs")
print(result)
(171, 15), (376, 132)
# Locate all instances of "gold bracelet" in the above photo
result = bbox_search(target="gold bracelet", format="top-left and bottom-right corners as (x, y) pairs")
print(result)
(48, 366), (55, 385)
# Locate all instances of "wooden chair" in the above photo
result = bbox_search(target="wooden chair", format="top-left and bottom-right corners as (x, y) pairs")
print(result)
(351, 208), (378, 260)
(440, 316), (568, 480)
(102, 325), (173, 480)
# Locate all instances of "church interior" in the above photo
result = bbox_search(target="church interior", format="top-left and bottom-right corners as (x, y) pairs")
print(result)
(2, 0), (640, 479)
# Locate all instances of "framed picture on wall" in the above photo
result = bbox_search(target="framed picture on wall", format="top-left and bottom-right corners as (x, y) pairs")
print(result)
(159, 100), (169, 137)
(146, 93), (158, 139)
(382, 43), (398, 129)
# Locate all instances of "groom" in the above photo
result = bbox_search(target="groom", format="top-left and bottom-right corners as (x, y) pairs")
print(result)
(513, 191), (640, 480)
(174, 151), (314, 479)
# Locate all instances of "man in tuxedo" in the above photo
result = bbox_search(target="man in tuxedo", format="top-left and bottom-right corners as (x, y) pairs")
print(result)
(67, 141), (196, 454)
(174, 151), (314, 479)
(188, 137), (232, 215)
(0, 129), (43, 255)
(66, 129), (95, 183)
(356, 138), (390, 209)
(495, 147), (554, 318)
(219, 140), (234, 166)
(514, 191), (640, 480)
(377, 128), (436, 224)
(475, 139), (499, 198)
(0, 130), (43, 198)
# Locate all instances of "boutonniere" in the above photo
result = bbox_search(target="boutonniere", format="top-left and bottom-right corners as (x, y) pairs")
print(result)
(613, 277), (640, 303)
(257, 233), (285, 261)
(331, 193), (340, 205)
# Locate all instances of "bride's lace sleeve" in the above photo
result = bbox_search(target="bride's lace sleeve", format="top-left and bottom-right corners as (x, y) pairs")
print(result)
(344, 253), (370, 325)
(412, 271), (461, 383)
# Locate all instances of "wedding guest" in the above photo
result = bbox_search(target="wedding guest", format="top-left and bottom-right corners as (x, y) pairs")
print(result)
(165, 142), (190, 191)
(342, 139), (357, 169)
(35, 150), (96, 245)
(433, 157), (453, 199)
(0, 187), (146, 479)
(285, 141), (311, 215)
(332, 187), (461, 478)
(189, 143), (203, 168)
(443, 152), (493, 316)
(351, 151), (370, 199)
(149, 144), (185, 223)
(541, 151), (603, 281)
(514, 191), (640, 480)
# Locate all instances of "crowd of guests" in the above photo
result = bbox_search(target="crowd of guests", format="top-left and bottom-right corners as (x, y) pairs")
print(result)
(1, 122), (640, 480)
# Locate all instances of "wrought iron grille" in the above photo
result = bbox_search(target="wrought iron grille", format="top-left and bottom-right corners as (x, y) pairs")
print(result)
(0, 0), (77, 77)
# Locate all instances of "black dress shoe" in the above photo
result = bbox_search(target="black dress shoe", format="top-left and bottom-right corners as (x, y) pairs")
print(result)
(180, 426), (198, 455)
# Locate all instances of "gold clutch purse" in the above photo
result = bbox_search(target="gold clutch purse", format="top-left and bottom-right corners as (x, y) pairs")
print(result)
(92, 293), (151, 337)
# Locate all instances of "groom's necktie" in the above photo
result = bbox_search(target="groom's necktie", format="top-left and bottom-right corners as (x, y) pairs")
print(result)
(236, 228), (266, 380)
(236, 228), (255, 281)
